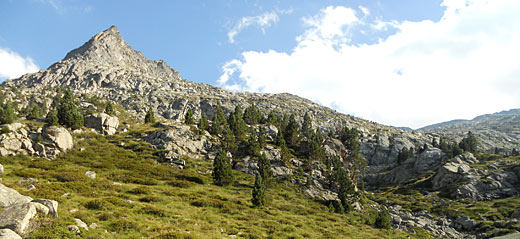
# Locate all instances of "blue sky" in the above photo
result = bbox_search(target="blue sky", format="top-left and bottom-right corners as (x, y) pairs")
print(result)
(1, 0), (519, 128)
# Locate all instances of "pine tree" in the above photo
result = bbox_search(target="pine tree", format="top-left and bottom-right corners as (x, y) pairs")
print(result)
(257, 153), (272, 187)
(258, 127), (267, 148)
(251, 173), (266, 207)
(0, 101), (16, 124)
(459, 131), (478, 153)
(28, 103), (40, 120)
(229, 104), (247, 140)
(144, 107), (155, 124)
(244, 104), (264, 125)
(184, 108), (195, 124)
(284, 114), (299, 148)
(279, 135), (290, 161)
(222, 125), (237, 153)
(46, 109), (59, 126)
(213, 149), (234, 186)
(57, 90), (83, 130)
(302, 112), (312, 138)
(198, 113), (209, 132)
(210, 102), (227, 135)
(333, 158), (355, 213)
(247, 129), (260, 156)
(105, 101), (114, 115)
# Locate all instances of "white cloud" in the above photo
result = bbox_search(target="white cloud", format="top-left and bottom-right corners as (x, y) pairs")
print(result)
(219, 1), (520, 129)
(228, 10), (284, 44)
(0, 48), (39, 81)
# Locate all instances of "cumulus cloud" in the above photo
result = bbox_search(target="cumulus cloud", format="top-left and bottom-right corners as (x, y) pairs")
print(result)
(0, 48), (39, 81)
(228, 10), (289, 44)
(219, 0), (520, 129)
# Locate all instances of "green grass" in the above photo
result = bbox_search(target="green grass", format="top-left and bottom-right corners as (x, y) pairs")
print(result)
(0, 129), (417, 239)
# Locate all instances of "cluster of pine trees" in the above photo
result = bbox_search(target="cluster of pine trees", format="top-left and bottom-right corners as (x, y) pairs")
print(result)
(184, 102), (362, 210)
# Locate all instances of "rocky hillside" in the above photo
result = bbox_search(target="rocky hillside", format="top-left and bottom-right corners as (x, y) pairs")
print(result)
(420, 109), (520, 154)
(1, 25), (441, 169)
(1, 25), (519, 239)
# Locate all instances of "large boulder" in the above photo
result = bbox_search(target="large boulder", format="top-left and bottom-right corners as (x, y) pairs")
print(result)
(84, 113), (119, 135)
(0, 183), (33, 207)
(42, 126), (73, 152)
(431, 162), (472, 190)
(0, 202), (39, 234)
(0, 229), (22, 239)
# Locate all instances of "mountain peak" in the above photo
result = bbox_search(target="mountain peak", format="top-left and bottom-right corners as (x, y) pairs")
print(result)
(63, 25), (135, 62)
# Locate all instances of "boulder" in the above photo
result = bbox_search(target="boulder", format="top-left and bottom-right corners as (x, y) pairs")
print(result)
(68, 225), (80, 234)
(431, 162), (472, 190)
(453, 215), (476, 231)
(0, 229), (22, 239)
(84, 113), (119, 135)
(31, 199), (59, 217)
(0, 183), (33, 207)
(74, 218), (88, 231)
(0, 164), (3, 175)
(85, 171), (96, 179)
(0, 202), (38, 234)
(43, 126), (73, 151)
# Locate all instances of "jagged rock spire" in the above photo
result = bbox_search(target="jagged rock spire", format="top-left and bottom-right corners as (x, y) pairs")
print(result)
(63, 25), (137, 63)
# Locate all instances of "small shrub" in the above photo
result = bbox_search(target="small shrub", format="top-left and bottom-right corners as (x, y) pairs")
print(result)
(139, 196), (161, 203)
(128, 187), (150, 195)
(108, 219), (138, 232)
(167, 179), (194, 188)
(139, 206), (166, 217)
(84, 199), (111, 210)
(374, 207), (391, 229)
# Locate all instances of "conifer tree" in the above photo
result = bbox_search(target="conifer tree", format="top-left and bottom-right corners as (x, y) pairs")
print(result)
(0, 101), (16, 124)
(213, 149), (234, 186)
(258, 127), (267, 148)
(144, 106), (155, 124)
(302, 112), (312, 137)
(222, 125), (237, 153)
(459, 131), (478, 153)
(257, 153), (272, 187)
(333, 158), (355, 213)
(229, 104), (247, 140)
(105, 101), (114, 115)
(184, 107), (195, 124)
(198, 113), (209, 132)
(57, 90), (83, 129)
(284, 114), (299, 148)
(247, 129), (260, 156)
(28, 104), (40, 120)
(46, 109), (59, 126)
(251, 173), (266, 207)
(244, 104), (264, 125)
(210, 102), (227, 135)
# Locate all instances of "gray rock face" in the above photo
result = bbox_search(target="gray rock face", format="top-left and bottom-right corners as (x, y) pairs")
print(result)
(388, 205), (465, 238)
(144, 124), (214, 165)
(0, 183), (32, 208)
(0, 202), (38, 234)
(0, 229), (22, 239)
(30, 199), (59, 217)
(84, 113), (119, 135)
(431, 162), (473, 190)
(43, 126), (73, 152)
(452, 215), (477, 231)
